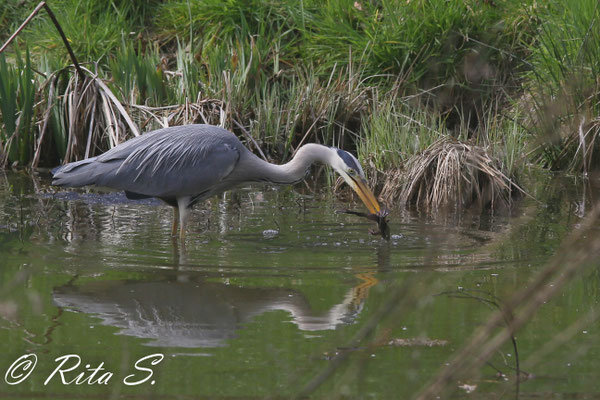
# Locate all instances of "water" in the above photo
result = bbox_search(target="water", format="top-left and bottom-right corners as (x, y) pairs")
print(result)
(0, 170), (599, 398)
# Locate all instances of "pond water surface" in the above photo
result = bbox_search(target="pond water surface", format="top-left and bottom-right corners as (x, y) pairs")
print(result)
(0, 170), (599, 399)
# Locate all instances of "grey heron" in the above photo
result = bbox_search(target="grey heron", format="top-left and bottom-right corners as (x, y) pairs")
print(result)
(52, 124), (382, 239)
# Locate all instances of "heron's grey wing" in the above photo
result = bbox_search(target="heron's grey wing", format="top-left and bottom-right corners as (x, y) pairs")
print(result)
(94, 130), (241, 198)
(52, 129), (165, 187)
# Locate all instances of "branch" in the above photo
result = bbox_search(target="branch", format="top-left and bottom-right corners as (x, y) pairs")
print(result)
(0, 1), (84, 80)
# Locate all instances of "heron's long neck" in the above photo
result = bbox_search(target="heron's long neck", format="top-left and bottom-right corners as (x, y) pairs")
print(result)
(251, 144), (335, 184)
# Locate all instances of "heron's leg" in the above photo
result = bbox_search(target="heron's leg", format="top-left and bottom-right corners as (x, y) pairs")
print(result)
(171, 207), (179, 236)
(179, 207), (190, 240)
(179, 207), (190, 241)
(176, 196), (192, 240)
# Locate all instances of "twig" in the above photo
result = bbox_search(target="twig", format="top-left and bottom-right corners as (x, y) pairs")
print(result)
(41, 3), (84, 80)
(438, 289), (528, 379)
(0, 2), (85, 81)
(292, 108), (328, 156)
(415, 204), (600, 399)
(0, 2), (46, 54)
(232, 119), (268, 161)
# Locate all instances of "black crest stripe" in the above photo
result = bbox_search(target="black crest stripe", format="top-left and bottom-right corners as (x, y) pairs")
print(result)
(336, 149), (360, 171)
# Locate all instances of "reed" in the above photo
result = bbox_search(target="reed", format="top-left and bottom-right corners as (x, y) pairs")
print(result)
(108, 40), (169, 106)
(526, 0), (600, 173)
(357, 96), (443, 172)
(0, 48), (36, 167)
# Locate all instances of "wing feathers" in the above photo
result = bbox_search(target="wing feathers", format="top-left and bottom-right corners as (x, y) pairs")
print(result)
(52, 125), (242, 198)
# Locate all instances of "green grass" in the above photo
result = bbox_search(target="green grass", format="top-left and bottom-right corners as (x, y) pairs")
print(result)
(0, 0), (29, 42)
(108, 40), (169, 106)
(154, 0), (303, 59)
(526, 0), (600, 172)
(0, 48), (36, 166)
(0, 0), (598, 206)
(16, 0), (151, 65)
(357, 96), (444, 173)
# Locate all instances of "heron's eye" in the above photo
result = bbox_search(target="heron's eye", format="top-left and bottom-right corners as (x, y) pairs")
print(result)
(347, 168), (356, 175)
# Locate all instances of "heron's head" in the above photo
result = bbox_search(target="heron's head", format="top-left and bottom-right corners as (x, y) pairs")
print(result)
(330, 148), (381, 214)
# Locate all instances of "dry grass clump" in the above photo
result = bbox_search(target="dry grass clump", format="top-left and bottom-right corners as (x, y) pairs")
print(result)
(543, 115), (600, 174)
(557, 117), (600, 174)
(128, 98), (226, 131)
(381, 137), (517, 210)
(32, 65), (139, 168)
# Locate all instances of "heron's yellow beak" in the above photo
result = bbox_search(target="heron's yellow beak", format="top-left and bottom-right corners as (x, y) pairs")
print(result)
(348, 176), (381, 214)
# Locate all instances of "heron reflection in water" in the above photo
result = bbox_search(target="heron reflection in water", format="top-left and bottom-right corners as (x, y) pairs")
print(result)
(52, 124), (381, 239)
(53, 273), (379, 348)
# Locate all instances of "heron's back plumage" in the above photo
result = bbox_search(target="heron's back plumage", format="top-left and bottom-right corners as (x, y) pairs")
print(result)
(52, 125), (243, 200)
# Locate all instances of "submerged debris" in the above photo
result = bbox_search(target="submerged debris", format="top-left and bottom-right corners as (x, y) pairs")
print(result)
(458, 383), (477, 394)
(388, 338), (449, 347)
(262, 229), (279, 239)
(337, 208), (391, 240)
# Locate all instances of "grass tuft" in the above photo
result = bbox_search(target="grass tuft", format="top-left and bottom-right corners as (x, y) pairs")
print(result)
(0, 47), (35, 167)
(526, 0), (600, 172)
(385, 137), (516, 211)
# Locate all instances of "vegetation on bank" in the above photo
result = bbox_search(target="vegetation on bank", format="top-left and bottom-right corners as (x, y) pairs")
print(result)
(0, 0), (598, 210)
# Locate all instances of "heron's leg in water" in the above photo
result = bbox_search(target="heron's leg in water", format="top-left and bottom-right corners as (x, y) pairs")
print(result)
(176, 196), (192, 240)
(179, 208), (190, 239)
(171, 207), (179, 236)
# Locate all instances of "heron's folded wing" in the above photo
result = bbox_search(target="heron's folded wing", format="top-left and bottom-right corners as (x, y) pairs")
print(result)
(94, 129), (241, 198)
